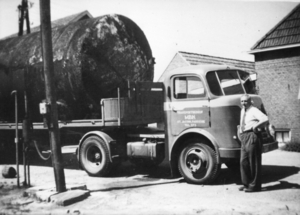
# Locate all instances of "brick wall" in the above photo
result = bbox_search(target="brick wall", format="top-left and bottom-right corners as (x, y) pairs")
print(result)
(255, 49), (300, 142)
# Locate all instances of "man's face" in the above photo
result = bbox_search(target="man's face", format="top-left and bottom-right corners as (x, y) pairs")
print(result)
(241, 96), (251, 109)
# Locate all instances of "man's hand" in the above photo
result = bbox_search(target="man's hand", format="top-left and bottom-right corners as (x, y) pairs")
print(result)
(252, 126), (258, 133)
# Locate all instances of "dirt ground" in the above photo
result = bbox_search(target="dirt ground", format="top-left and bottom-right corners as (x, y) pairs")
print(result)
(0, 149), (300, 215)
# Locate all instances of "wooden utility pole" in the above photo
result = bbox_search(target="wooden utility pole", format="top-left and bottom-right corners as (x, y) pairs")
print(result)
(39, 0), (66, 192)
(11, 91), (20, 188)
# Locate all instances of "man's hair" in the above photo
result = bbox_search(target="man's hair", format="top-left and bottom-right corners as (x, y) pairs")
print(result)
(241, 94), (254, 104)
(241, 94), (250, 99)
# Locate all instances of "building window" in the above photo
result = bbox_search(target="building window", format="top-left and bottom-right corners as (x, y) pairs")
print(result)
(275, 129), (291, 143)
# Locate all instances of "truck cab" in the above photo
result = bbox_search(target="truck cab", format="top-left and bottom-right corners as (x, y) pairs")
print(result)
(163, 64), (277, 184)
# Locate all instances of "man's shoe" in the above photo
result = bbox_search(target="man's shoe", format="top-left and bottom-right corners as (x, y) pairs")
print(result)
(238, 186), (246, 191)
(244, 188), (261, 193)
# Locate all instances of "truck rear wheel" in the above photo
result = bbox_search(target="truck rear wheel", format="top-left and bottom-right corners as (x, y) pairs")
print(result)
(178, 141), (220, 184)
(80, 136), (112, 176)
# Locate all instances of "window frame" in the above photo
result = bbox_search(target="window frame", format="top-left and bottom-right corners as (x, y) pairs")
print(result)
(275, 129), (291, 143)
(172, 75), (207, 100)
(206, 70), (254, 96)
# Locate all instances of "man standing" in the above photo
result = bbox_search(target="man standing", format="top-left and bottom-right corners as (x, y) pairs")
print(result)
(239, 94), (269, 192)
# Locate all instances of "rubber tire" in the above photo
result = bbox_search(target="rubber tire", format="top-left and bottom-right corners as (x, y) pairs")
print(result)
(80, 136), (112, 176)
(2, 166), (17, 178)
(178, 141), (220, 184)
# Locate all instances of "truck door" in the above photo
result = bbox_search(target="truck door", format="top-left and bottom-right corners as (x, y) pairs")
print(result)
(169, 75), (210, 135)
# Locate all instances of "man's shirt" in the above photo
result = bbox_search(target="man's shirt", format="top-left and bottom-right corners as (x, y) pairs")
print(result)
(240, 106), (268, 133)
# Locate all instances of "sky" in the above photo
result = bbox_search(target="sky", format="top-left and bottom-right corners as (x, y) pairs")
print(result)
(0, 0), (299, 81)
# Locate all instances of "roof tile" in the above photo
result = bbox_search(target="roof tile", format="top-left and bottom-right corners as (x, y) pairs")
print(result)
(158, 51), (255, 81)
(251, 4), (300, 50)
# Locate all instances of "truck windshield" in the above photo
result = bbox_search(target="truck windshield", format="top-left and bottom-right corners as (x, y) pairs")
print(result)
(206, 70), (255, 96)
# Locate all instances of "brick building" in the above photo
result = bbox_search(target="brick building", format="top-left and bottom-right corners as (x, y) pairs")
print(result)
(158, 51), (255, 82)
(249, 4), (300, 143)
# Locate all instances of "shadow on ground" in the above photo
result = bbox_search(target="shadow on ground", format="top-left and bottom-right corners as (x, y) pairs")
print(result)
(2, 147), (299, 189)
(208, 165), (300, 187)
(262, 180), (300, 191)
(262, 165), (300, 183)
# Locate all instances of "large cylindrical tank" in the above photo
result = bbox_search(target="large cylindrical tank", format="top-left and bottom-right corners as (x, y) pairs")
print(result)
(0, 14), (154, 121)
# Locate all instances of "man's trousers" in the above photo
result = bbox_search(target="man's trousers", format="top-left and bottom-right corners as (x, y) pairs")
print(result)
(240, 131), (262, 191)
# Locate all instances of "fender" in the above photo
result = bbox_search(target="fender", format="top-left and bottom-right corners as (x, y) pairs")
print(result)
(171, 128), (221, 164)
(77, 131), (114, 163)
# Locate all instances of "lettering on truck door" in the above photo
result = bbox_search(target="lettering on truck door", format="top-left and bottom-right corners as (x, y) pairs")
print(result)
(167, 75), (210, 135)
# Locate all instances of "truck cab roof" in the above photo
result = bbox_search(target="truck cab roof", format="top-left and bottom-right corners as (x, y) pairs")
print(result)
(163, 64), (257, 98)
(163, 64), (243, 81)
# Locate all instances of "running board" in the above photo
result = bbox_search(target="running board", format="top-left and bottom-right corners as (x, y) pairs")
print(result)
(42, 145), (78, 154)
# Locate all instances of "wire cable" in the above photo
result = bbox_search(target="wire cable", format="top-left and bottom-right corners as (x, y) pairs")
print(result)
(33, 140), (51, 161)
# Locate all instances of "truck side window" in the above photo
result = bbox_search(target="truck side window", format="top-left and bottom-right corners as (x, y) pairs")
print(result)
(217, 71), (244, 95)
(174, 76), (205, 99)
(238, 70), (256, 94)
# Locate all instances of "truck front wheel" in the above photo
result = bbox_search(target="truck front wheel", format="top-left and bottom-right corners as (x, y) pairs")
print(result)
(178, 141), (220, 184)
(80, 136), (112, 176)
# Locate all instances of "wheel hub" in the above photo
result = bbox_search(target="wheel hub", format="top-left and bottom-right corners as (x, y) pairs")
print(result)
(95, 152), (101, 160)
(87, 146), (102, 165)
(186, 149), (206, 174)
(187, 154), (202, 173)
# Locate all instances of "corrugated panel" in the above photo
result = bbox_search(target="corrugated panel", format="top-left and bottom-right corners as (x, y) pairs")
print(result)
(181, 52), (254, 66)
(179, 52), (254, 73)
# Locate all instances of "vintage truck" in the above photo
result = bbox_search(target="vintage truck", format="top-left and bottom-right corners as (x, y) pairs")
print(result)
(0, 14), (277, 184)
(2, 64), (278, 184)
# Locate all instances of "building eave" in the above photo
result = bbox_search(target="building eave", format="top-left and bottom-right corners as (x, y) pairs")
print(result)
(248, 43), (300, 54)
